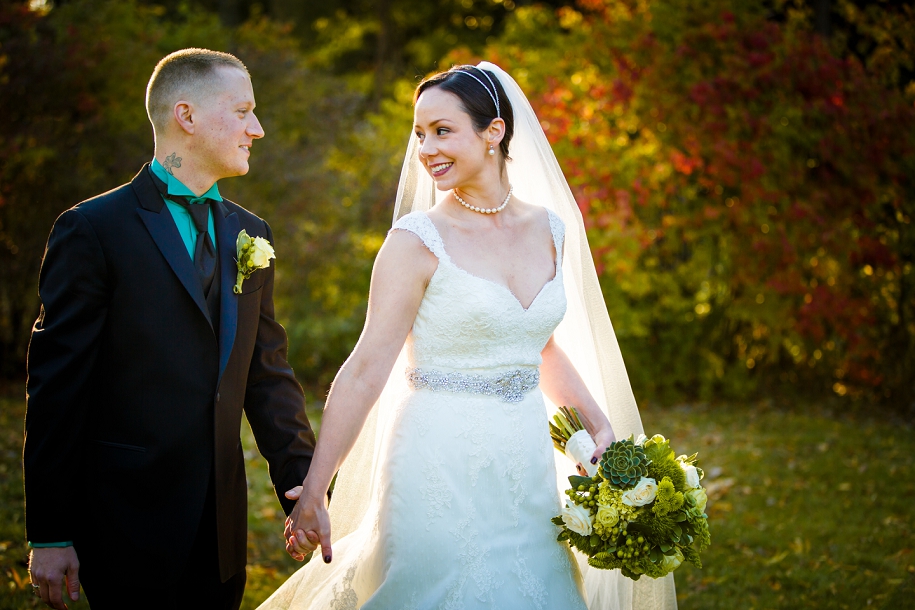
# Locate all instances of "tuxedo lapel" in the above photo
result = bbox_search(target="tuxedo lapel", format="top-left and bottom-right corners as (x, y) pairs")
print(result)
(132, 166), (213, 328)
(213, 201), (239, 384)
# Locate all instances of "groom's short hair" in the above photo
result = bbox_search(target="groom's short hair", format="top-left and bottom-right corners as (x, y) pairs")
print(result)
(146, 48), (250, 134)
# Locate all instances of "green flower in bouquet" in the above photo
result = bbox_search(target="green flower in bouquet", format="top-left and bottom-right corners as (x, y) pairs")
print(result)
(600, 437), (649, 489)
(651, 477), (684, 517)
(642, 434), (688, 491)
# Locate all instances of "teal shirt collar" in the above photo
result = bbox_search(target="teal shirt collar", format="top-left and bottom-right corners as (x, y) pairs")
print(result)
(150, 158), (221, 202)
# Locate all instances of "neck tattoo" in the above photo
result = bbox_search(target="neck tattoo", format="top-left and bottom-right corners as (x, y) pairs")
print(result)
(453, 185), (513, 215)
(162, 152), (182, 176)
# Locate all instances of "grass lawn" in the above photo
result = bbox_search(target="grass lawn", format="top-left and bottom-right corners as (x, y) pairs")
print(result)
(1, 390), (912, 609)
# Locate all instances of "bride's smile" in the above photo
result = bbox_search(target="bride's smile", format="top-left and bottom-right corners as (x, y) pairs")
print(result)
(429, 161), (452, 176)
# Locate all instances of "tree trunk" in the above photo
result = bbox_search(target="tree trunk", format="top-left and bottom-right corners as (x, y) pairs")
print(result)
(814, 0), (831, 37)
(219, 0), (245, 27)
(373, 0), (392, 109)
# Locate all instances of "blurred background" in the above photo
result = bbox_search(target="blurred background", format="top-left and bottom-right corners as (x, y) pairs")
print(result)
(1, 0), (913, 608)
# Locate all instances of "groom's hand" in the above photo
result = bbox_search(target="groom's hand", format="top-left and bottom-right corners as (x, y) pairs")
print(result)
(29, 547), (80, 610)
(284, 485), (333, 563)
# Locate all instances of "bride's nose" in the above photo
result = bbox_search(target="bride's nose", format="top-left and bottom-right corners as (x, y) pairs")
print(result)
(418, 138), (437, 159)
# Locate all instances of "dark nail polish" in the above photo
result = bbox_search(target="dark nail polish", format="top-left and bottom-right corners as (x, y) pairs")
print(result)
(590, 456), (598, 464)
(324, 555), (332, 563)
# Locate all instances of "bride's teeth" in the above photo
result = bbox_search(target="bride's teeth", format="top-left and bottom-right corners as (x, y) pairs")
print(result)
(431, 163), (452, 173)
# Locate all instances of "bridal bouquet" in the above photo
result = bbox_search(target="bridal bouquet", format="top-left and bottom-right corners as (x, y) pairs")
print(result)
(550, 410), (710, 580)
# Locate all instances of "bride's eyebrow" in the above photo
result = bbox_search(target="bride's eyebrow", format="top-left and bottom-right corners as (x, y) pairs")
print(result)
(414, 118), (454, 132)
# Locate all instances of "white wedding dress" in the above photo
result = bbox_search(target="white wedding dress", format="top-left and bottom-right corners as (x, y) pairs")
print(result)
(260, 209), (588, 609)
(259, 61), (678, 610)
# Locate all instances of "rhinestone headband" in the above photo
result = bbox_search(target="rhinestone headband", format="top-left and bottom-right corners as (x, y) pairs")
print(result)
(455, 67), (500, 118)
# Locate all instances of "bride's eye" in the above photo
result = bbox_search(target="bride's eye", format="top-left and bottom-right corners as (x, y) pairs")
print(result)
(436, 128), (450, 136)
(415, 132), (425, 141)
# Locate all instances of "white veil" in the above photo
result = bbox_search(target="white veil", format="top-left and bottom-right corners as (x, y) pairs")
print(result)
(259, 62), (676, 610)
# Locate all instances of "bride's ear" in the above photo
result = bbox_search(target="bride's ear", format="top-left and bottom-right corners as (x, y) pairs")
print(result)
(487, 118), (506, 146)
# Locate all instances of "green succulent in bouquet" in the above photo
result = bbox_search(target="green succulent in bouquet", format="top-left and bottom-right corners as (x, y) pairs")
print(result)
(600, 437), (649, 489)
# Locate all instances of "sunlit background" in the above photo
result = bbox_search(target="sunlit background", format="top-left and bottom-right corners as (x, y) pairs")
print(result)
(1, 0), (913, 608)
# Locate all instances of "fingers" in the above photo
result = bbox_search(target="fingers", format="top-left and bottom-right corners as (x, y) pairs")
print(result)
(37, 580), (50, 607)
(285, 528), (317, 561)
(575, 463), (586, 476)
(66, 559), (80, 602)
(30, 567), (62, 608)
(294, 529), (314, 553)
(285, 536), (307, 562)
(284, 485), (303, 500)
(46, 574), (67, 610)
(317, 526), (333, 564)
(304, 530), (319, 545)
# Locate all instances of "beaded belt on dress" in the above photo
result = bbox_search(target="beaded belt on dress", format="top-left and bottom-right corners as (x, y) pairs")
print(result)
(406, 367), (539, 403)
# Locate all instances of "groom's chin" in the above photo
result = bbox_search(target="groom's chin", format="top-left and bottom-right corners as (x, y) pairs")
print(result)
(227, 163), (250, 178)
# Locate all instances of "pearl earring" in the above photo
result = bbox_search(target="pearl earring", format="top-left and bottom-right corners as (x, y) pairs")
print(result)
(488, 144), (495, 156)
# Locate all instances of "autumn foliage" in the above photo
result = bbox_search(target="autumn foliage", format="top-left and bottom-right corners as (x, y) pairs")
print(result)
(2, 0), (913, 410)
(443, 0), (915, 407)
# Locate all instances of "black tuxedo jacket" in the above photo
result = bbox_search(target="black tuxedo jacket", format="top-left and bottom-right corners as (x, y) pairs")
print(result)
(24, 165), (316, 582)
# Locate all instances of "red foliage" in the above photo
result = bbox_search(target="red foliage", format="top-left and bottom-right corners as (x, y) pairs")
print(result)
(479, 0), (915, 404)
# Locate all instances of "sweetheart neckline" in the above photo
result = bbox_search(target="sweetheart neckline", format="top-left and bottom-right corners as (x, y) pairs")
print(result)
(404, 210), (563, 312)
(436, 258), (560, 312)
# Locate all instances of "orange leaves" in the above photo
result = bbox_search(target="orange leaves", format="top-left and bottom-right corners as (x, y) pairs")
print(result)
(671, 150), (702, 175)
(478, 0), (914, 402)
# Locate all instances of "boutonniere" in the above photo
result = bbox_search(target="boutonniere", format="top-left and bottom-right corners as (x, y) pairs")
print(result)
(233, 229), (276, 294)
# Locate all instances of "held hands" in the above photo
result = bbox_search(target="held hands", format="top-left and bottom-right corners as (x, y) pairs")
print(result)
(29, 547), (80, 610)
(575, 426), (616, 477)
(284, 484), (333, 564)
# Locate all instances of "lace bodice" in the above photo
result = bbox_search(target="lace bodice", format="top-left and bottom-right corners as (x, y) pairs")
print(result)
(391, 209), (567, 373)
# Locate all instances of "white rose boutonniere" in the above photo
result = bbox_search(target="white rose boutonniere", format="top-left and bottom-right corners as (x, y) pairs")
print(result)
(621, 477), (658, 507)
(560, 500), (593, 536)
(234, 230), (275, 294)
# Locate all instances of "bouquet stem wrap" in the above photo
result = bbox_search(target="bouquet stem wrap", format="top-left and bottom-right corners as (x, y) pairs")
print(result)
(565, 429), (599, 477)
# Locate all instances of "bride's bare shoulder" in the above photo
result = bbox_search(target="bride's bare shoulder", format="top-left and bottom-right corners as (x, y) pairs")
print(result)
(510, 198), (554, 231)
(379, 214), (439, 278)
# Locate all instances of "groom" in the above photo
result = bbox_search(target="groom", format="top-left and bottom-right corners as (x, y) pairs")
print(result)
(23, 49), (316, 610)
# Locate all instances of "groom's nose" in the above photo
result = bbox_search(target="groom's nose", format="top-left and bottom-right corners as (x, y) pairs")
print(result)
(248, 112), (265, 139)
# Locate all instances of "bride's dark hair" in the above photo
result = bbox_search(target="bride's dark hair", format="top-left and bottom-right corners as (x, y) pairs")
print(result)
(415, 65), (514, 161)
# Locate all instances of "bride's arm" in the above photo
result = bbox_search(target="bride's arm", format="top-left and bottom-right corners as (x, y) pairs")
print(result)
(540, 336), (617, 469)
(284, 229), (436, 563)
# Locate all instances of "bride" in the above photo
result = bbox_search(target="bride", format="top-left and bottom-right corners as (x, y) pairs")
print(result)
(259, 63), (677, 609)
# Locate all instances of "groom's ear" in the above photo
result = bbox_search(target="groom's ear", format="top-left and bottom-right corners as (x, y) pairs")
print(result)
(173, 100), (196, 135)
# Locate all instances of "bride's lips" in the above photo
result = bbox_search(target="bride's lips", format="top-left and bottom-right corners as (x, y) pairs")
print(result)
(429, 162), (453, 177)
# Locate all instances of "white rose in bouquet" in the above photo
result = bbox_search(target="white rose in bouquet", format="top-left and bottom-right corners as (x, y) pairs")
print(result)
(660, 547), (685, 573)
(686, 487), (708, 513)
(621, 477), (658, 507)
(680, 461), (701, 488)
(561, 500), (593, 536)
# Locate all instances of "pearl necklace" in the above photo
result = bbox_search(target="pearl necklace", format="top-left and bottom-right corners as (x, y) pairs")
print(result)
(453, 185), (513, 215)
